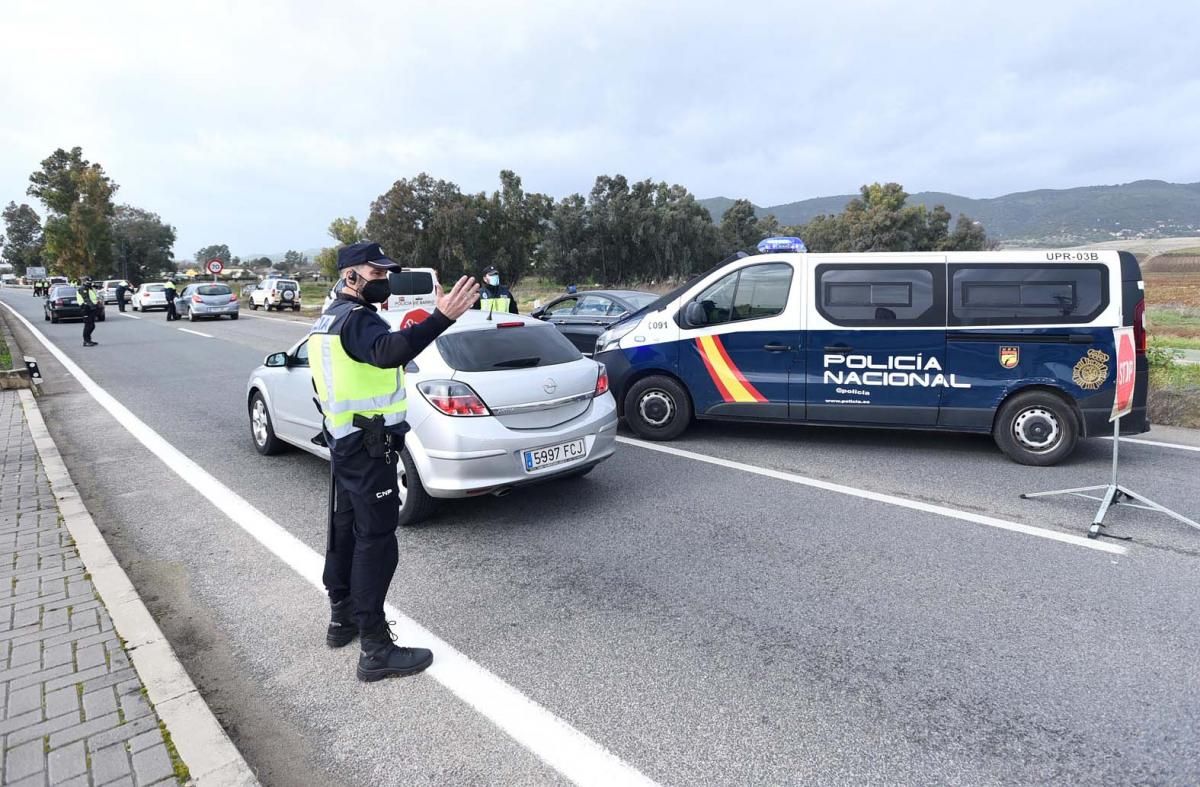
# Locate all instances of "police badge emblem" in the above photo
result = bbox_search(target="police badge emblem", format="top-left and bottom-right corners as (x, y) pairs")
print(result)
(999, 346), (1019, 368)
(1072, 348), (1110, 390)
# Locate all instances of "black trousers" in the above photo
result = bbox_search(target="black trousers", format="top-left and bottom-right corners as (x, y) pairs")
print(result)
(82, 310), (95, 343)
(116, 293), (125, 312)
(323, 442), (402, 633)
(165, 300), (178, 320)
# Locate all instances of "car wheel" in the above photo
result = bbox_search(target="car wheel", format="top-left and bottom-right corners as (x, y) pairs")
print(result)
(50, 312), (60, 324)
(43, 310), (49, 322)
(188, 309), (196, 322)
(397, 447), (436, 526)
(292, 305), (300, 312)
(993, 390), (1079, 466)
(624, 375), (693, 441)
(250, 301), (259, 310)
(132, 302), (139, 311)
(97, 313), (105, 322)
(249, 391), (285, 456)
(230, 313), (239, 320)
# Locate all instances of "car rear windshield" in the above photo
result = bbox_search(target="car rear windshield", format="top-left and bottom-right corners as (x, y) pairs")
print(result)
(437, 324), (581, 371)
(146, 284), (165, 292)
(275, 281), (298, 290)
(52, 287), (77, 298)
(198, 285), (231, 296)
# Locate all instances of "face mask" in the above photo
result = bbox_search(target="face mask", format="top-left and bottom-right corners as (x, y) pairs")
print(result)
(360, 278), (391, 303)
(485, 275), (500, 287)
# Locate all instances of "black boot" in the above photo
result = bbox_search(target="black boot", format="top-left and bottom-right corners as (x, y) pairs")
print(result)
(357, 623), (432, 682)
(326, 598), (356, 648)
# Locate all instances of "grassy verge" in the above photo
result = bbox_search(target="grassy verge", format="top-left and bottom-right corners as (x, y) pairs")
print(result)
(1148, 347), (1200, 429)
(0, 328), (11, 370)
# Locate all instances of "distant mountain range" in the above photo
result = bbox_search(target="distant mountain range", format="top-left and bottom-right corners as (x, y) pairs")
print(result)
(699, 180), (1200, 247)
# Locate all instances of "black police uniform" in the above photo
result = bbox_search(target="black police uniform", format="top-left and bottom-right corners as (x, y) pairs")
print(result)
(321, 295), (453, 637)
(115, 282), (128, 312)
(80, 284), (99, 346)
(164, 284), (178, 320)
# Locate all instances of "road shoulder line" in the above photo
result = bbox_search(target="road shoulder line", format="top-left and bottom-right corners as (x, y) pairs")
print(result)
(616, 436), (1127, 555)
(17, 388), (258, 786)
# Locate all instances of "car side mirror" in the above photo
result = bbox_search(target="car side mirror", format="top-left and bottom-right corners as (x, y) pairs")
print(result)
(531, 307), (545, 319)
(265, 352), (288, 368)
(683, 301), (707, 328)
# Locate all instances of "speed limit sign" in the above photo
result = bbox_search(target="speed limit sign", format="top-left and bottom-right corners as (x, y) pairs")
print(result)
(206, 259), (224, 275)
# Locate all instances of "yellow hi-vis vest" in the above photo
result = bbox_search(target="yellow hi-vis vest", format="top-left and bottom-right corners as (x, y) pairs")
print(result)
(306, 300), (407, 440)
(75, 289), (99, 307)
(479, 295), (512, 313)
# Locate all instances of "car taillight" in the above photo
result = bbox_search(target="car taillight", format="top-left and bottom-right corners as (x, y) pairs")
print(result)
(230, 294), (238, 302)
(55, 299), (65, 306)
(192, 295), (203, 303)
(1133, 298), (1146, 355)
(417, 381), (490, 416)
(594, 365), (609, 397)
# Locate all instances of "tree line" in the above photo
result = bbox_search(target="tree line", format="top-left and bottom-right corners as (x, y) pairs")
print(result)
(2, 147), (176, 283)
(317, 172), (991, 288)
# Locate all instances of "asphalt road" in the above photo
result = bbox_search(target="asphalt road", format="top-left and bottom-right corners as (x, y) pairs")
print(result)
(3, 287), (1199, 786)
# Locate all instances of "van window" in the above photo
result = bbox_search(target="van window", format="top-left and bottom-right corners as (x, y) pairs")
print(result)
(816, 265), (943, 326)
(692, 263), (792, 326)
(949, 264), (1108, 326)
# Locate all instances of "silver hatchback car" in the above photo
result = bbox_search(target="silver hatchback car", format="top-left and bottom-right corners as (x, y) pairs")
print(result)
(178, 282), (240, 321)
(245, 310), (618, 525)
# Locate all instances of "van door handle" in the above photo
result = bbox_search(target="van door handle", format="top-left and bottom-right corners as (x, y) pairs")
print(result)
(763, 343), (792, 352)
(824, 344), (853, 352)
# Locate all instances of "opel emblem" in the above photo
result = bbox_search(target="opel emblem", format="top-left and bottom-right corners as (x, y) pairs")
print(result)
(543, 378), (558, 395)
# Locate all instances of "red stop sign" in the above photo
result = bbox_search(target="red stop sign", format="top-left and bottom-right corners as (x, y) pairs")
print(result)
(1111, 327), (1136, 421)
(401, 308), (431, 330)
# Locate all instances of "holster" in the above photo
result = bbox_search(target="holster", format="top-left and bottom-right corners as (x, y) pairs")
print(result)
(352, 414), (390, 459)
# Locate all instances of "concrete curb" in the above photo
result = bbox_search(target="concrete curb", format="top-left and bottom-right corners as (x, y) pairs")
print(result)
(17, 388), (260, 786)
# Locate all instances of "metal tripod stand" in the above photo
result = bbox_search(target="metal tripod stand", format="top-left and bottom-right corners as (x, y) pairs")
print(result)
(1021, 418), (1200, 539)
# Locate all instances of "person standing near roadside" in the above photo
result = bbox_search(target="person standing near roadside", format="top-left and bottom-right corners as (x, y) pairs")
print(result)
(77, 278), (101, 347)
(115, 280), (130, 313)
(309, 241), (478, 682)
(472, 265), (519, 316)
(164, 279), (178, 321)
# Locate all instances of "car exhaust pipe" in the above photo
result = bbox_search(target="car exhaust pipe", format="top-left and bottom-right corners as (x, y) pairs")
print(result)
(492, 487), (512, 498)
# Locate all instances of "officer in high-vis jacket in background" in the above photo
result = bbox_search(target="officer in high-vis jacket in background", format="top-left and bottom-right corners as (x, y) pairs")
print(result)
(472, 265), (518, 316)
(77, 278), (101, 347)
(308, 242), (478, 682)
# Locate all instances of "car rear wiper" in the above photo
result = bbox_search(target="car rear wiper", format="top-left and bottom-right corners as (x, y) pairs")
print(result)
(493, 357), (541, 368)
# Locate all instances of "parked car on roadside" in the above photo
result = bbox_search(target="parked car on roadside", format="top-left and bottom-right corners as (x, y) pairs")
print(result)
(44, 285), (106, 323)
(531, 290), (659, 356)
(131, 283), (169, 311)
(177, 283), (240, 321)
(245, 310), (618, 526)
(248, 278), (301, 311)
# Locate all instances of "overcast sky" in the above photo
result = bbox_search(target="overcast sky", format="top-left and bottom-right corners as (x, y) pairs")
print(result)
(2, 0), (1198, 259)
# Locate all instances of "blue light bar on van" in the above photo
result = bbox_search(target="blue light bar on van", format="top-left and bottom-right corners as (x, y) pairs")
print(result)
(757, 236), (807, 253)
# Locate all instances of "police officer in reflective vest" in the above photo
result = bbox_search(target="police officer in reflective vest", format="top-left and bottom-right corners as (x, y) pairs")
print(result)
(308, 241), (478, 682)
(472, 266), (518, 316)
(77, 278), (101, 347)
(164, 280), (179, 321)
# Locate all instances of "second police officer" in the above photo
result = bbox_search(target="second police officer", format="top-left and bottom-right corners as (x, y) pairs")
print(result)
(308, 241), (478, 681)
(473, 265), (519, 316)
(77, 277), (101, 347)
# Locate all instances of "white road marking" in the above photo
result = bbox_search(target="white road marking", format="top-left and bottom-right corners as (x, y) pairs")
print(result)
(119, 313), (140, 319)
(0, 299), (657, 787)
(177, 328), (213, 338)
(1102, 436), (1200, 453)
(615, 436), (1127, 555)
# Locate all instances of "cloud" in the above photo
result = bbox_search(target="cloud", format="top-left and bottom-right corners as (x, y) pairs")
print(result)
(2, 0), (1198, 255)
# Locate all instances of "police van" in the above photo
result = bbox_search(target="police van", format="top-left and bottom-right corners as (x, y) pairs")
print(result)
(594, 239), (1149, 465)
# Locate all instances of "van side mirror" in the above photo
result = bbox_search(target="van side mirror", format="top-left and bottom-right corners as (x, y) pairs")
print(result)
(265, 352), (288, 368)
(683, 301), (707, 328)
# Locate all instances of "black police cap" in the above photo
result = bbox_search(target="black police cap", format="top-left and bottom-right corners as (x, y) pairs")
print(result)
(338, 242), (399, 271)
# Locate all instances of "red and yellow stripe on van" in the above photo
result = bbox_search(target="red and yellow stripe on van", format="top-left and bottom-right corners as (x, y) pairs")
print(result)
(695, 335), (767, 403)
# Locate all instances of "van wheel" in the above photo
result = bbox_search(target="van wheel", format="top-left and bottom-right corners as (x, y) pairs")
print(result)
(993, 390), (1078, 466)
(249, 392), (285, 456)
(624, 376), (692, 441)
(397, 448), (436, 526)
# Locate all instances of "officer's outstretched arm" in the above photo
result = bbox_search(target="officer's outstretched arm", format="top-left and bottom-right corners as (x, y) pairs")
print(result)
(366, 310), (454, 368)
